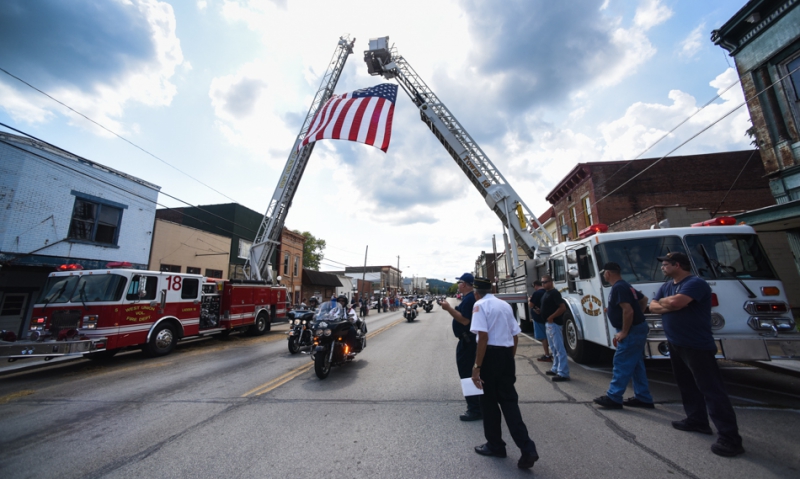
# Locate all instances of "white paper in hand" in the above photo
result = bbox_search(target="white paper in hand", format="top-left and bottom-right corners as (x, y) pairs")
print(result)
(461, 377), (484, 396)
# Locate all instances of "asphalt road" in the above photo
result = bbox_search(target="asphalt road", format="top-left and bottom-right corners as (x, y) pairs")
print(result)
(1, 301), (799, 478)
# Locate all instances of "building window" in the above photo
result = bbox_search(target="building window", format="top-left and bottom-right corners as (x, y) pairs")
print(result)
(160, 264), (181, 273)
(238, 239), (252, 260)
(582, 196), (593, 226)
(293, 256), (299, 276)
(782, 53), (800, 128)
(284, 253), (290, 274)
(570, 206), (578, 239)
(186, 267), (201, 274)
(205, 268), (223, 279)
(67, 194), (125, 245)
(559, 214), (567, 240)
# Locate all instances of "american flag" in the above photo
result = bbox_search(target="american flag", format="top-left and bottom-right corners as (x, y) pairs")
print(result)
(299, 83), (398, 153)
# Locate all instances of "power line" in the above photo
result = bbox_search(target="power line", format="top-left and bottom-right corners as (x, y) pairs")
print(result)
(0, 66), (240, 203)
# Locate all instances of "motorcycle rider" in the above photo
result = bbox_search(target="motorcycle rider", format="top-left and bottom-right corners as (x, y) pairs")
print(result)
(336, 295), (363, 352)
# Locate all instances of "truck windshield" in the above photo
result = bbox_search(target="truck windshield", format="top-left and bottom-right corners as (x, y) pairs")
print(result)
(685, 234), (776, 280)
(37, 274), (128, 304)
(594, 236), (686, 285)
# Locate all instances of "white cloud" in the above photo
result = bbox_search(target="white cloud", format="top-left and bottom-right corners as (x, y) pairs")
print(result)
(680, 23), (706, 59)
(633, 0), (673, 30)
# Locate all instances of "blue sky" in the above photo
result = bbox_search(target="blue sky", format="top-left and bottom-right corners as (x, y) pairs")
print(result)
(0, 0), (752, 281)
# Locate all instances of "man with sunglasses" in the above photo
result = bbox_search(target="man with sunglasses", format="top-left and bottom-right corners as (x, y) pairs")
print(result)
(440, 272), (482, 421)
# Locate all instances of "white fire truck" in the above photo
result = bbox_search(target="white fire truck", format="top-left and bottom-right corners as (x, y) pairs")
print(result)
(0, 265), (287, 360)
(363, 36), (800, 363)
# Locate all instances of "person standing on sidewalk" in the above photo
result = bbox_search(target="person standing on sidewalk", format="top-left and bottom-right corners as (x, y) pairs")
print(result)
(439, 273), (482, 421)
(528, 280), (551, 362)
(470, 277), (539, 470)
(649, 252), (744, 457)
(593, 262), (654, 410)
(540, 275), (569, 382)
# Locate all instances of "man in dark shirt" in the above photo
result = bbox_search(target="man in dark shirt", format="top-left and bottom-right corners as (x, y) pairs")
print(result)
(593, 262), (654, 410)
(528, 280), (551, 362)
(440, 272), (481, 421)
(540, 274), (569, 381)
(650, 252), (744, 457)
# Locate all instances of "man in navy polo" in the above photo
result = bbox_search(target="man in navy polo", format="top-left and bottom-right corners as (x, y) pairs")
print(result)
(650, 252), (744, 457)
(440, 272), (481, 421)
(593, 262), (654, 410)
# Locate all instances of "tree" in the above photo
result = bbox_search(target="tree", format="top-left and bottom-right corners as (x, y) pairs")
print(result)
(447, 283), (458, 295)
(294, 230), (326, 271)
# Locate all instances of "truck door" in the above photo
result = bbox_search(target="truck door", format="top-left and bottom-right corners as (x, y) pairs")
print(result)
(162, 275), (201, 335)
(119, 273), (161, 348)
(572, 246), (609, 347)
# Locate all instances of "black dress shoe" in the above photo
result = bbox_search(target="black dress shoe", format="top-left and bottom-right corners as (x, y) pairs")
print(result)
(551, 375), (570, 382)
(671, 419), (712, 435)
(474, 443), (506, 458)
(593, 395), (623, 409)
(460, 412), (483, 421)
(545, 370), (557, 376)
(518, 452), (539, 469)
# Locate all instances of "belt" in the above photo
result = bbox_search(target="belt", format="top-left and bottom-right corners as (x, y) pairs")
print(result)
(487, 345), (513, 350)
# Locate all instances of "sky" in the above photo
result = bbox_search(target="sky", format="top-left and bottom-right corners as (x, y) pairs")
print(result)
(0, 0), (753, 283)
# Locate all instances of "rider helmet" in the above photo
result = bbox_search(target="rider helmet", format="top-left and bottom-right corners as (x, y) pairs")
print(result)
(336, 295), (348, 305)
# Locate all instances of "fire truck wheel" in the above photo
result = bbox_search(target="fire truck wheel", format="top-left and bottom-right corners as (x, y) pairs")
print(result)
(248, 312), (270, 336)
(145, 323), (177, 357)
(83, 349), (120, 361)
(563, 317), (589, 364)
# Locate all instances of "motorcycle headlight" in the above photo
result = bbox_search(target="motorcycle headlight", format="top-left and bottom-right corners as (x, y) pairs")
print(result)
(302, 320), (308, 325)
(293, 319), (299, 325)
(324, 329), (332, 336)
(314, 329), (323, 337)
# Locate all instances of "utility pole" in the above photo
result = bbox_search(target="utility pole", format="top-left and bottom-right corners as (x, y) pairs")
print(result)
(362, 245), (368, 299)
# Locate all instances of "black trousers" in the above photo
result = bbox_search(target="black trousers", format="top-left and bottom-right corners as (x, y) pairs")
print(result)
(480, 347), (537, 454)
(669, 342), (742, 445)
(456, 339), (481, 414)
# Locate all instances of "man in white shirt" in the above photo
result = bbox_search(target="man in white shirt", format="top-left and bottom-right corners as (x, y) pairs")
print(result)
(470, 277), (539, 470)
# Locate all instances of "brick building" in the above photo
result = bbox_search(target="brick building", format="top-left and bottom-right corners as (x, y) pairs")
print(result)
(545, 151), (774, 241)
(0, 132), (160, 335)
(277, 228), (305, 304)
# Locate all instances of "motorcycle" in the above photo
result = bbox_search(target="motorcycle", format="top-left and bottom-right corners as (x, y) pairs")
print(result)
(310, 302), (367, 379)
(421, 297), (434, 313)
(287, 305), (317, 354)
(403, 302), (418, 322)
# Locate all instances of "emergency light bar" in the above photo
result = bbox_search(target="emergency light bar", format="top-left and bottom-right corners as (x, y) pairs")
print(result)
(57, 264), (83, 271)
(578, 223), (608, 239)
(691, 217), (737, 227)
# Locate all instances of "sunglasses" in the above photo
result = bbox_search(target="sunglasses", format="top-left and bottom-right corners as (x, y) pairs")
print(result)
(541, 280), (551, 284)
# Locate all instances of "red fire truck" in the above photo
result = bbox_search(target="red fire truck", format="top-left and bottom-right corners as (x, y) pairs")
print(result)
(0, 267), (288, 360)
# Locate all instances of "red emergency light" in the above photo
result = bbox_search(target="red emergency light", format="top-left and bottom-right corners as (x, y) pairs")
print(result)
(578, 223), (608, 239)
(691, 217), (737, 227)
(57, 264), (83, 271)
(105, 261), (132, 269)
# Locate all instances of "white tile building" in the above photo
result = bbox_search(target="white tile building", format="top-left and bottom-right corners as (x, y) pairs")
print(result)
(0, 132), (160, 334)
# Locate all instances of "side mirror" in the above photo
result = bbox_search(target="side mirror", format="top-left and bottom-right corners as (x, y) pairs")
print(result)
(566, 250), (578, 264)
(568, 266), (579, 278)
(137, 277), (148, 298)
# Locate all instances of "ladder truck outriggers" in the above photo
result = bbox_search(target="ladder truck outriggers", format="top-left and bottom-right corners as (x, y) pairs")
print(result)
(363, 36), (800, 364)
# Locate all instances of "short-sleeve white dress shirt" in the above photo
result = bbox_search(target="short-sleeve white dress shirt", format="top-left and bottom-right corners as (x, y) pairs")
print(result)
(470, 294), (521, 346)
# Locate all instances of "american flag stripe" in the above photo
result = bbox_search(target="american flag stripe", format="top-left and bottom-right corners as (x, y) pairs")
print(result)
(298, 84), (398, 153)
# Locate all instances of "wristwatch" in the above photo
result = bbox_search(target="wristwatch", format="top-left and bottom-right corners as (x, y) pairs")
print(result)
(473, 364), (481, 369)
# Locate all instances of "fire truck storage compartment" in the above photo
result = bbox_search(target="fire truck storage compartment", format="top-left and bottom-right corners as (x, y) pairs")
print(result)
(200, 283), (221, 330)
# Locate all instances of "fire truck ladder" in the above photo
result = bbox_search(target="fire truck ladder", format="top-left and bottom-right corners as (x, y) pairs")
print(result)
(363, 37), (554, 266)
(245, 36), (355, 282)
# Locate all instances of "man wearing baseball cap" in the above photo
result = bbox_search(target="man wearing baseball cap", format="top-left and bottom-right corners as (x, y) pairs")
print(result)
(440, 272), (482, 421)
(650, 252), (744, 457)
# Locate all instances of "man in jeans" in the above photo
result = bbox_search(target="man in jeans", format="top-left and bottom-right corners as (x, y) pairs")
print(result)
(649, 252), (744, 457)
(593, 262), (654, 409)
(540, 274), (569, 382)
(528, 280), (551, 362)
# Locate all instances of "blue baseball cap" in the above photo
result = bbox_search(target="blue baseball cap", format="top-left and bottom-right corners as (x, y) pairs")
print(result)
(455, 273), (474, 285)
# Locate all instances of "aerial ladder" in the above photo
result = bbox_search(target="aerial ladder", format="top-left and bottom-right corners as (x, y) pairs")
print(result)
(363, 37), (554, 270)
(245, 36), (355, 282)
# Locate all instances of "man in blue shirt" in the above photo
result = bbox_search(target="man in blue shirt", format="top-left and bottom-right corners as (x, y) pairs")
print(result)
(440, 272), (481, 421)
(593, 262), (654, 410)
(650, 252), (744, 457)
